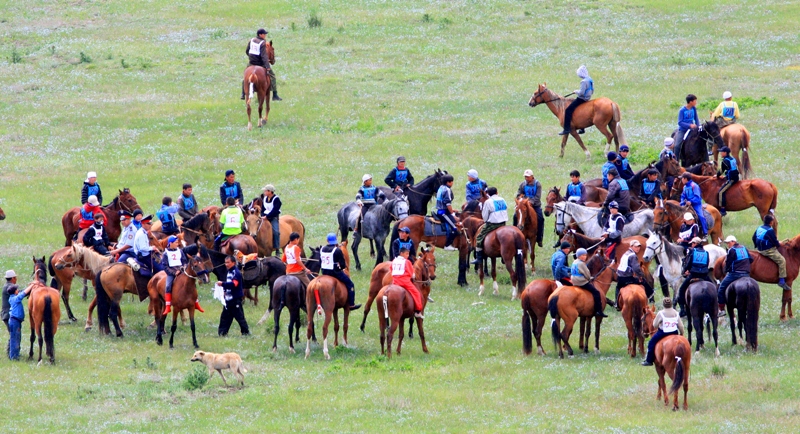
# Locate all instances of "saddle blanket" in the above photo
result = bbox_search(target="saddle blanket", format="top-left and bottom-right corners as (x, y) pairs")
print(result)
(424, 217), (448, 237)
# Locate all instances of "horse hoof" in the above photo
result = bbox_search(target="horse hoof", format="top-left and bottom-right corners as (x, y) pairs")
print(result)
(272, 347), (277, 353)
(69, 317), (77, 323)
(715, 348), (720, 357)
(478, 285), (484, 296)
(84, 326), (92, 332)
(289, 347), (295, 354)
(247, 123), (253, 131)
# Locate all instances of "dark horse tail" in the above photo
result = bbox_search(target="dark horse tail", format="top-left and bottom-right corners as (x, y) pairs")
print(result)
(669, 343), (687, 395)
(548, 295), (561, 353)
(47, 255), (60, 290)
(43, 295), (55, 360)
(521, 296), (534, 355)
(389, 221), (400, 248)
(94, 270), (110, 334)
(746, 281), (760, 350)
(514, 235), (526, 296)
(631, 294), (643, 341)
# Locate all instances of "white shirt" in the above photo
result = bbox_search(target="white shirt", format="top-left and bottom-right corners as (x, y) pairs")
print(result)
(391, 256), (407, 276)
(133, 228), (152, 255)
(662, 314), (680, 333)
(481, 195), (508, 224)
(284, 246), (298, 265)
(249, 39), (263, 56)
(92, 225), (104, 241)
(119, 224), (137, 248)
(619, 250), (635, 273)
(166, 249), (182, 268)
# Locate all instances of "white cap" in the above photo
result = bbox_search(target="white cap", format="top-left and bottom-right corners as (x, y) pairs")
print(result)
(722, 91), (732, 99)
(690, 237), (704, 244)
(523, 169), (533, 177)
(87, 195), (100, 206)
(683, 212), (694, 220)
(262, 184), (275, 192)
(664, 137), (674, 147)
(629, 240), (641, 247)
(724, 235), (738, 243)
(467, 169), (478, 179)
(362, 174), (372, 182)
(4, 270), (16, 279)
(87, 171), (97, 179)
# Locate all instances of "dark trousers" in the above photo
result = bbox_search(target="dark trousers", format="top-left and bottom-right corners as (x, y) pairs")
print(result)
(718, 272), (748, 305)
(438, 211), (458, 247)
(8, 317), (21, 360)
(645, 329), (679, 363)
(579, 283), (603, 314)
(117, 250), (136, 263)
(562, 98), (588, 132)
(3, 318), (8, 358)
(534, 206), (545, 244)
(218, 298), (249, 336)
(323, 270), (357, 305)
(165, 274), (175, 294)
(675, 271), (713, 308)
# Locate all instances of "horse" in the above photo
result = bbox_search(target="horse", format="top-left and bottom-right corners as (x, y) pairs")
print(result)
(618, 284), (648, 358)
(514, 197), (539, 272)
(521, 279), (558, 355)
(725, 277), (760, 351)
(244, 198), (307, 255)
(460, 190), (488, 219)
(61, 189), (140, 246)
(27, 257), (60, 364)
(48, 246), (90, 322)
(544, 186), (604, 217)
(0, 205), (5, 220)
(528, 83), (624, 158)
(391, 215), (469, 286)
(560, 229), (648, 265)
(239, 256), (286, 306)
(51, 244), (114, 328)
(653, 335), (692, 411)
(179, 213), (216, 249)
(683, 161), (718, 177)
(553, 201), (654, 239)
(653, 199), (724, 245)
(148, 249), (210, 348)
(304, 242), (351, 360)
(685, 280), (719, 355)
(670, 173), (777, 221)
(94, 262), (153, 337)
(360, 246), (436, 333)
(673, 121), (725, 168)
(642, 231), (726, 297)
(258, 275), (314, 353)
(376, 258), (434, 358)
(337, 197), (409, 271)
(399, 169), (448, 216)
(713, 123), (752, 178)
(462, 217), (526, 299)
(219, 234), (258, 258)
(243, 41), (274, 130)
(548, 255), (615, 358)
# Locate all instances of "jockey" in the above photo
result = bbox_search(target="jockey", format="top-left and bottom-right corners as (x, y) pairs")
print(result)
(616, 239), (651, 308)
(177, 183), (198, 221)
(261, 184), (282, 255)
(282, 232), (312, 292)
(711, 91), (739, 128)
(601, 152), (617, 189)
(357, 174), (386, 233)
(82, 213), (111, 255)
(384, 156), (414, 193)
(603, 168), (631, 216)
(602, 201), (625, 259)
(565, 170), (585, 204)
(516, 169), (545, 247)
(641, 298), (684, 366)
(615, 145), (635, 181)
(679, 173), (708, 236)
(559, 65), (593, 136)
(716, 146), (739, 216)
(471, 187), (507, 265)
(640, 169), (662, 208)
(674, 237), (713, 317)
(320, 233), (360, 310)
(160, 236), (204, 315)
(717, 235), (753, 316)
(78, 195), (103, 231)
(570, 248), (608, 318)
(156, 197), (180, 236)
(391, 247), (424, 318)
(674, 94), (699, 163)
(676, 213), (699, 252)
(551, 242), (573, 286)
(659, 137), (676, 161)
(215, 197), (245, 251)
(753, 214), (790, 291)
(219, 170), (244, 207)
(435, 174), (461, 251)
(81, 171), (102, 205)
(241, 28), (281, 101)
(465, 169), (488, 202)
(112, 211), (137, 263)
(390, 227), (416, 262)
(132, 209), (143, 230)
(133, 215), (162, 275)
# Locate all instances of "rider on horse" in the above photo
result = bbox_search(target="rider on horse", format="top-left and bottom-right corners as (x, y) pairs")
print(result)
(282, 232), (313, 293)
(674, 94), (699, 163)
(659, 137), (676, 161)
(156, 197), (180, 236)
(357, 174), (385, 233)
(261, 184), (282, 255)
(551, 242), (573, 286)
(465, 169), (488, 202)
(679, 173), (708, 236)
(390, 227), (416, 262)
(711, 91), (739, 128)
(81, 171), (102, 206)
(641, 298), (684, 366)
(717, 146), (739, 216)
(78, 195), (103, 231)
(570, 248), (608, 318)
(385, 156), (414, 193)
(470, 187), (507, 265)
(602, 201), (625, 260)
(615, 145), (635, 181)
(436, 174), (461, 251)
(82, 213), (111, 256)
(215, 197), (245, 251)
(753, 214), (791, 291)
(616, 239), (651, 307)
(603, 168), (631, 217)
(161, 236), (205, 315)
(602, 152), (617, 189)
(112, 211), (137, 264)
(559, 65), (593, 136)
(177, 183), (198, 220)
(565, 170), (585, 204)
(134, 215), (161, 275)
(241, 28), (281, 101)
(516, 169), (545, 247)
(676, 213), (699, 252)
(640, 169), (662, 209)
(320, 233), (360, 310)
(674, 237), (714, 317)
(717, 235), (753, 316)
(219, 170), (244, 207)
(391, 247), (424, 319)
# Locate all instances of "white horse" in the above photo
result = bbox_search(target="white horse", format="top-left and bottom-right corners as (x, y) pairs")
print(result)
(554, 201), (654, 238)
(642, 230), (726, 294)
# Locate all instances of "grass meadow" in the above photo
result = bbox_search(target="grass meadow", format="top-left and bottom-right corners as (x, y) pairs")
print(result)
(1, 0), (800, 432)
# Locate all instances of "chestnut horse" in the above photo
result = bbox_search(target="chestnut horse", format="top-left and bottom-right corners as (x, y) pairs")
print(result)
(617, 284), (648, 358)
(180, 213), (216, 249)
(521, 279), (558, 356)
(713, 124), (752, 178)
(653, 199), (724, 245)
(243, 41), (274, 130)
(653, 335), (692, 411)
(51, 244), (114, 326)
(670, 173), (777, 220)
(220, 234), (258, 258)
(513, 198), (538, 272)
(244, 207), (306, 257)
(94, 262), (153, 337)
(391, 215), (469, 286)
(544, 186), (604, 217)
(528, 83), (624, 158)
(725, 277), (760, 352)
(463, 218), (527, 300)
(61, 189), (140, 246)
(304, 241), (351, 360)
(28, 257), (61, 364)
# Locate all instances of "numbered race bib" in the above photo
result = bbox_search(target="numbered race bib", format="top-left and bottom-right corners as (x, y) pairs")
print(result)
(167, 251), (182, 267)
(321, 251), (334, 270)
(226, 213), (241, 227)
(285, 248), (298, 265)
(93, 227), (103, 241)
(263, 201), (274, 215)
(391, 258), (406, 276)
(662, 316), (679, 333)
(249, 39), (263, 55)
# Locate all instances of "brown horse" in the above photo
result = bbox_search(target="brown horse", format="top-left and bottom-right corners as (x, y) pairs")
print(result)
(528, 83), (624, 158)
(28, 257), (61, 364)
(0, 205), (5, 220)
(521, 279), (559, 356)
(220, 234), (258, 258)
(244, 207), (306, 257)
(376, 252), (435, 358)
(544, 186), (604, 217)
(713, 124), (752, 178)
(514, 198), (539, 272)
(548, 255), (615, 358)
(148, 250), (211, 348)
(51, 244), (114, 327)
(243, 41), (274, 130)
(61, 189), (140, 246)
(653, 199), (724, 245)
(178, 212), (217, 249)
(653, 335), (692, 411)
(94, 262), (152, 337)
(617, 284), (648, 358)
(392, 215), (469, 286)
(462, 216), (526, 299)
(671, 174), (777, 220)
(304, 242), (351, 359)
(359, 246), (437, 332)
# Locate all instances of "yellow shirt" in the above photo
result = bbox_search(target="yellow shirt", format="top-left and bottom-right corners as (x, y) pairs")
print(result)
(712, 100), (740, 121)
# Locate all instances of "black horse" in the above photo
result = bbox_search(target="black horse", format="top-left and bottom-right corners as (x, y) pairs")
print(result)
(399, 169), (447, 216)
(725, 277), (760, 351)
(685, 280), (719, 355)
(266, 275), (314, 353)
(180, 213), (215, 247)
(241, 256), (286, 307)
(673, 121), (724, 168)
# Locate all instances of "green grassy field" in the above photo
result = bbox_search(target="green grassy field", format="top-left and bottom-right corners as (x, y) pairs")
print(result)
(2, 0), (800, 431)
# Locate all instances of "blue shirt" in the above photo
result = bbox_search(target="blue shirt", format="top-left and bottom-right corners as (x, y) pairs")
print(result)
(551, 251), (571, 281)
(156, 204), (180, 233)
(753, 225), (779, 251)
(601, 162), (615, 188)
(436, 185), (453, 211)
(133, 227), (152, 256)
(9, 289), (29, 321)
(565, 182), (584, 201)
(678, 106), (699, 131)
(465, 179), (487, 201)
(680, 181), (702, 207)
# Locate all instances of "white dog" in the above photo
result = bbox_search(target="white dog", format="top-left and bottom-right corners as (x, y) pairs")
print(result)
(190, 350), (247, 386)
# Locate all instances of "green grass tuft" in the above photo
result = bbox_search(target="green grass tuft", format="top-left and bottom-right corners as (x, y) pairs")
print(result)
(183, 365), (210, 391)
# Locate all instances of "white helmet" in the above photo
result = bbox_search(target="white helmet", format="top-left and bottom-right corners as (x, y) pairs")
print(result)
(683, 212), (694, 221)
(362, 174), (372, 182)
(725, 235), (738, 243)
(87, 195), (100, 206)
(467, 169), (478, 179)
(722, 91), (732, 99)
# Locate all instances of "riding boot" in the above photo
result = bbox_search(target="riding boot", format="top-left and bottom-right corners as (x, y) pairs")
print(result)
(559, 129), (571, 136)
(719, 207), (727, 217)
(718, 303), (727, 317)
(577, 129), (585, 134)
(593, 290), (608, 318)
(162, 293), (172, 316)
(779, 278), (791, 291)
(272, 90), (282, 101)
(470, 248), (483, 265)
(348, 289), (361, 311)
(615, 287), (622, 311)
(194, 300), (205, 313)
(240, 80), (245, 100)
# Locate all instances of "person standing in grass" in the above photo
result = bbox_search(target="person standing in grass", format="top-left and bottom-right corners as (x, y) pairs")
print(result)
(241, 28), (281, 101)
(176, 183), (198, 221)
(217, 255), (249, 336)
(6, 283), (32, 361)
(81, 171), (102, 205)
(2, 270), (17, 331)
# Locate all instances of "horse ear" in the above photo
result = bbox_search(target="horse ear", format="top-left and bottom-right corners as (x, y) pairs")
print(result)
(270, 40), (273, 45)
(119, 189), (123, 194)
(32, 256), (36, 263)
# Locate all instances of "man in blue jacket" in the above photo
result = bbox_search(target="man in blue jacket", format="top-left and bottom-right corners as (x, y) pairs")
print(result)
(551, 242), (573, 286)
(753, 214), (790, 291)
(674, 94), (699, 163)
(679, 173), (708, 236)
(7, 283), (33, 360)
(219, 170), (244, 207)
(217, 255), (249, 336)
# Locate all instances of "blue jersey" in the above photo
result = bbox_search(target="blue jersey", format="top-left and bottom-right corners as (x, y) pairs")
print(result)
(465, 179), (487, 201)
(602, 162), (615, 188)
(551, 251), (570, 281)
(566, 182), (583, 201)
(616, 179), (629, 191)
(156, 205), (178, 233)
(181, 195), (195, 212)
(689, 249), (709, 273)
(436, 185), (453, 211)
(680, 182), (702, 206)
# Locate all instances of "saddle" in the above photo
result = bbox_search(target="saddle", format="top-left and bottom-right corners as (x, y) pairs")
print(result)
(686, 206), (714, 233)
(424, 215), (449, 237)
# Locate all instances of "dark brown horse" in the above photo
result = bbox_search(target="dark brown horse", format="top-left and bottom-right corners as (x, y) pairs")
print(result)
(462, 216), (526, 300)
(521, 279), (558, 356)
(725, 277), (760, 351)
(28, 257), (60, 364)
(391, 215), (469, 286)
(243, 41), (274, 130)
(513, 198), (538, 273)
(670, 173), (777, 220)
(653, 199), (724, 245)
(61, 189), (140, 246)
(220, 234), (259, 257)
(528, 83), (624, 158)
(179, 213), (216, 249)
(653, 335), (692, 411)
(94, 262), (153, 337)
(617, 284), (647, 358)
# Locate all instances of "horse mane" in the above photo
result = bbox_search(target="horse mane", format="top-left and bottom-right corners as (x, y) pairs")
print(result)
(586, 253), (605, 274)
(784, 234), (800, 251)
(182, 212), (209, 230)
(73, 244), (113, 274)
(661, 234), (684, 263)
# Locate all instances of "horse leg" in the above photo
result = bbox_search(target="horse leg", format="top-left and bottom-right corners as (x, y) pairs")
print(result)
(38, 322), (44, 363)
(246, 89), (253, 130)
(359, 295), (373, 333)
(712, 316), (720, 357)
(28, 325), (35, 360)
(305, 315), (314, 359)
(343, 307), (349, 347)
(273, 305), (281, 352)
(190, 311), (198, 349)
(783, 288), (793, 319)
(535, 314), (546, 355)
(322, 311), (332, 360)
(85, 295), (97, 331)
(369, 238), (375, 259)
(60, 283), (77, 322)
(333, 309), (340, 347)
(416, 317), (428, 353)
(386, 313), (399, 359)
(594, 317), (602, 354)
(478, 258), (486, 296)
(686, 312), (693, 347)
(169, 311), (178, 349)
(561, 319), (575, 356)
(379, 310), (387, 355)
(257, 92), (264, 127)
(596, 122), (614, 155)
(578, 317), (586, 352)
(109, 302), (123, 338)
(656, 365), (666, 402)
(352, 232), (362, 271)
(570, 131), (590, 159)
(396, 316), (405, 355)
(691, 315), (703, 352)
(492, 258), (501, 296)
(559, 135), (569, 158)
(728, 302), (737, 346)
(503, 255), (516, 299)
(408, 317), (414, 339)
(82, 278), (88, 301)
(288, 307), (299, 354)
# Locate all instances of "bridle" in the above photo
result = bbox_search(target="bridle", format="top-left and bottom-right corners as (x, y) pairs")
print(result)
(182, 256), (210, 282)
(414, 252), (435, 286)
(530, 89), (562, 107)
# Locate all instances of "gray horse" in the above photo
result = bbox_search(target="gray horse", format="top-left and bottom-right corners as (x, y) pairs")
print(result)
(338, 196), (409, 270)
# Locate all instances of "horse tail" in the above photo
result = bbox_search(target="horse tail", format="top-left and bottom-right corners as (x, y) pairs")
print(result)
(631, 293), (643, 340)
(548, 295), (561, 353)
(612, 102), (621, 122)
(47, 255), (60, 290)
(94, 271), (110, 334)
(43, 294), (55, 356)
(514, 236), (526, 295)
(389, 221), (400, 247)
(521, 296), (533, 355)
(247, 73), (258, 99)
(746, 281), (759, 350)
(769, 184), (778, 215)
(740, 131), (752, 179)
(669, 343), (687, 395)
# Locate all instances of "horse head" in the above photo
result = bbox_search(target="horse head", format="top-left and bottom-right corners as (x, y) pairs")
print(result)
(642, 230), (662, 262)
(544, 186), (561, 216)
(307, 246), (322, 274)
(54, 246), (78, 270)
(652, 199), (669, 231)
(529, 83), (550, 107)
(701, 161), (717, 176)
(266, 40), (275, 65)
(32, 256), (47, 284)
(188, 251), (211, 284)
(117, 188), (139, 213)
(244, 211), (260, 237)
(641, 304), (657, 338)
(417, 244), (437, 281)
